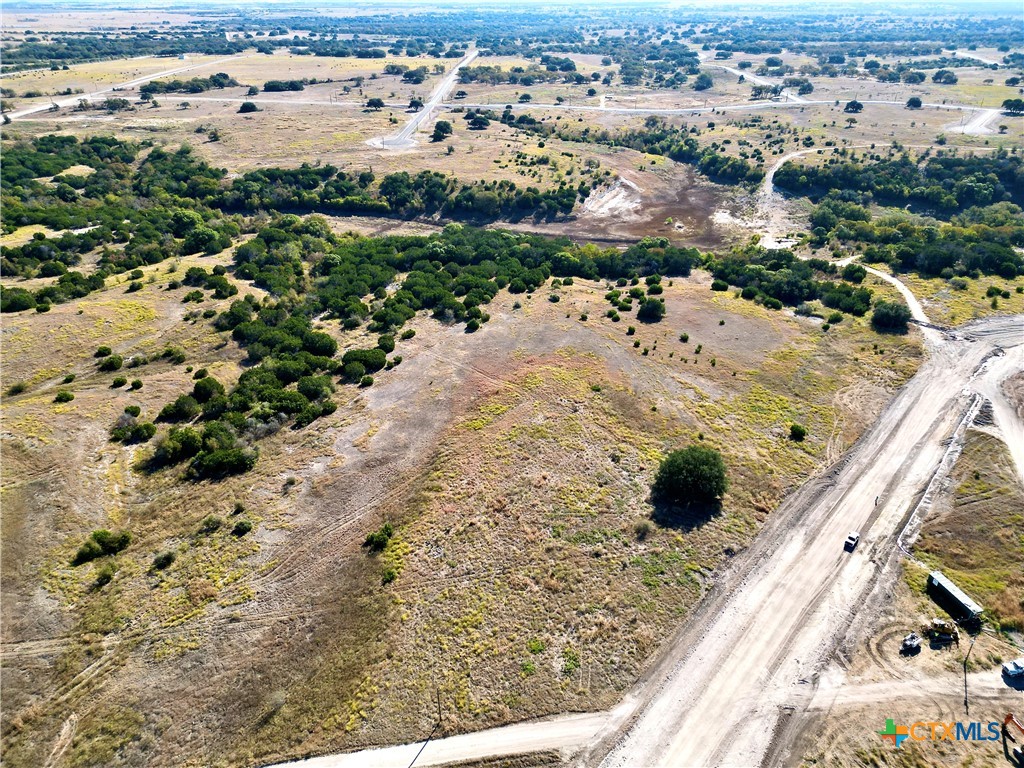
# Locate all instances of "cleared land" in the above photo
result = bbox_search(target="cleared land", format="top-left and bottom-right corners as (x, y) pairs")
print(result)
(1, 257), (926, 767)
(2, 13), (1023, 768)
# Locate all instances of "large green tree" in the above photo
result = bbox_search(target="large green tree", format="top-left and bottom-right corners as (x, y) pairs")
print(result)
(651, 446), (728, 506)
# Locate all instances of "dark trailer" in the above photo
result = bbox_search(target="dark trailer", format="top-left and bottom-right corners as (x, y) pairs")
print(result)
(926, 570), (983, 625)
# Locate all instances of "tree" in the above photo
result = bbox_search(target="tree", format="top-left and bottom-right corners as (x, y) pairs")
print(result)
(905, 96), (922, 109)
(844, 99), (863, 113)
(103, 97), (132, 112)
(247, 85), (259, 96)
(1002, 99), (1024, 115)
(651, 446), (728, 506)
(693, 72), (713, 91)
(932, 69), (958, 84)
(366, 97), (385, 110)
(637, 297), (666, 322)
(871, 300), (912, 333)
(431, 119), (453, 141)
(409, 97), (424, 111)
(238, 101), (260, 113)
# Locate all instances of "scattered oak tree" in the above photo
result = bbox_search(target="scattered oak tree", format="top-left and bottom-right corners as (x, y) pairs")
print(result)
(871, 300), (912, 333)
(651, 446), (728, 506)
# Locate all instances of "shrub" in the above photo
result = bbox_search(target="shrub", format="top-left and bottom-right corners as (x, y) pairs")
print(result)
(627, 326), (636, 335)
(790, 423), (808, 441)
(377, 334), (395, 353)
(6, 382), (26, 396)
(54, 390), (74, 403)
(651, 446), (728, 506)
(711, 279), (729, 291)
(238, 101), (260, 113)
(400, 329), (416, 340)
(124, 405), (141, 417)
(130, 379), (143, 390)
(871, 300), (912, 333)
(94, 562), (118, 587)
(189, 447), (258, 479)
(98, 355), (124, 371)
(112, 376), (128, 388)
(192, 376), (225, 403)
(359, 375), (374, 387)
(111, 417), (156, 443)
(63, 374), (76, 384)
(159, 394), (201, 422)
(341, 347), (386, 373)
(364, 522), (394, 551)
(71, 529), (131, 565)
(232, 519), (253, 536)
(152, 426), (202, 466)
(193, 368), (209, 380)
(95, 346), (112, 358)
(343, 361), (366, 381)
(827, 312), (843, 324)
(199, 515), (223, 534)
(153, 551), (176, 570)
(637, 298), (666, 323)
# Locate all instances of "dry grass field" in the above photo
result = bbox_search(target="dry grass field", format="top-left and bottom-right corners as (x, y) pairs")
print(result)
(2, 13), (1022, 767)
(0, 252), (926, 766)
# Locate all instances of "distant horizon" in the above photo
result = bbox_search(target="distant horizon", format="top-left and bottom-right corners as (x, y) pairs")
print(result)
(4, 0), (1024, 10)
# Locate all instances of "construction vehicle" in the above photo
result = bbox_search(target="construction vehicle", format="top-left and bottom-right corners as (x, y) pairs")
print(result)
(1003, 713), (1024, 741)
(924, 618), (960, 646)
(900, 632), (921, 655)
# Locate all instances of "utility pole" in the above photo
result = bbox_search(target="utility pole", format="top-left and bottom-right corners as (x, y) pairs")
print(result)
(963, 633), (977, 715)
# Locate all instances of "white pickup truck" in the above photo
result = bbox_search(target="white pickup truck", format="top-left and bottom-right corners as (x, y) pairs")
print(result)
(1002, 658), (1024, 678)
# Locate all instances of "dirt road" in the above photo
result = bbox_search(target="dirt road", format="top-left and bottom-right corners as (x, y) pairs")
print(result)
(595, 314), (1022, 768)
(6, 54), (254, 120)
(808, 667), (1022, 711)
(271, 711), (615, 768)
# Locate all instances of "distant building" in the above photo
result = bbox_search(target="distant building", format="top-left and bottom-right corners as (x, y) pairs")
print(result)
(926, 570), (983, 624)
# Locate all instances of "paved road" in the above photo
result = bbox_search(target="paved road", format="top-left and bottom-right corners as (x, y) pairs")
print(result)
(373, 48), (477, 148)
(6, 54), (254, 120)
(948, 107), (1000, 135)
(448, 97), (997, 130)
